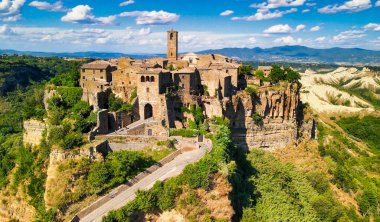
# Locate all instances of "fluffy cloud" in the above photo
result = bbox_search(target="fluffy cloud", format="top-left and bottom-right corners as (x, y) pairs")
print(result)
(274, 36), (303, 45)
(120, 0), (134, 6)
(318, 0), (371, 14)
(295, 24), (305, 31)
(376, 0), (380, 6)
(0, 0), (25, 21)
(264, 24), (292, 33)
(0, 24), (15, 35)
(232, 8), (296, 21)
(333, 30), (366, 41)
(263, 24), (305, 34)
(61, 5), (116, 25)
(310, 25), (320, 31)
(220, 10), (234, 16)
(29, 1), (65, 12)
(250, 0), (306, 9)
(315, 36), (326, 42)
(248, 37), (257, 44)
(302, 9), (310, 13)
(363, 23), (380, 31)
(119, 10), (179, 25)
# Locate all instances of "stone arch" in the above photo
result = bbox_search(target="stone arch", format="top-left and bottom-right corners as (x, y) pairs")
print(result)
(144, 103), (153, 119)
(150, 76), (155, 82)
(141, 76), (145, 82)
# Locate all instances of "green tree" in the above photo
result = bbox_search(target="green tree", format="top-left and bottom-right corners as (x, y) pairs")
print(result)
(269, 65), (286, 83)
(238, 65), (253, 76)
(88, 162), (110, 193)
(285, 67), (301, 82)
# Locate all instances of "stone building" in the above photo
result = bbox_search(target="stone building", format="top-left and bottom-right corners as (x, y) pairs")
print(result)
(80, 60), (117, 109)
(258, 66), (272, 77)
(136, 68), (173, 123)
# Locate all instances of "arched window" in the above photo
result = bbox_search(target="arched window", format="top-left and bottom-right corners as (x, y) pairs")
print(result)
(141, 76), (145, 82)
(150, 76), (155, 82)
(146, 76), (150, 82)
(170, 33), (173, 40)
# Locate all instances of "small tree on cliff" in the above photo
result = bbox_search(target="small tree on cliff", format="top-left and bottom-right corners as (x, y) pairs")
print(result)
(285, 67), (301, 82)
(269, 65), (286, 83)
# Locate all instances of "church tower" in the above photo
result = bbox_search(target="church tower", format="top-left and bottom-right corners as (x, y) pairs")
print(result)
(167, 30), (178, 61)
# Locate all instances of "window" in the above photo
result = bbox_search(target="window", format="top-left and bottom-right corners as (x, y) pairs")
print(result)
(82, 69), (85, 72)
(82, 76), (85, 79)
(150, 76), (155, 82)
(146, 87), (149, 93)
(100, 76), (103, 79)
(146, 76), (150, 82)
(122, 82), (124, 85)
(100, 69), (103, 73)
(226, 69), (229, 73)
(181, 75), (184, 79)
(141, 76), (145, 82)
(170, 33), (173, 40)
(129, 81), (131, 84)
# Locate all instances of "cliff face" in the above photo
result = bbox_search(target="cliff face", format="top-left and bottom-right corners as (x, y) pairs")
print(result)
(225, 83), (312, 150)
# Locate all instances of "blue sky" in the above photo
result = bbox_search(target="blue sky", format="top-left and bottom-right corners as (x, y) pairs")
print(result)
(0, 0), (379, 53)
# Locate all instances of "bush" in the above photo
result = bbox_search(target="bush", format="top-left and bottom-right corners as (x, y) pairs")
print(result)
(60, 131), (83, 149)
(252, 112), (264, 126)
(169, 128), (199, 137)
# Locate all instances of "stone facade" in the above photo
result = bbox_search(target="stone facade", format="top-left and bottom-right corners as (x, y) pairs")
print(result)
(167, 30), (178, 61)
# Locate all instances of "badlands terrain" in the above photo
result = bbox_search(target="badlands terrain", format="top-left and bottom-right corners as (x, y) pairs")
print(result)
(300, 67), (380, 113)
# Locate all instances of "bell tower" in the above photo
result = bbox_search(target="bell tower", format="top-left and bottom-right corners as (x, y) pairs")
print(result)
(167, 30), (178, 61)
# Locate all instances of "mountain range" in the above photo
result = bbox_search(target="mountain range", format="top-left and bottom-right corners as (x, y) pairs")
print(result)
(2, 46), (380, 65)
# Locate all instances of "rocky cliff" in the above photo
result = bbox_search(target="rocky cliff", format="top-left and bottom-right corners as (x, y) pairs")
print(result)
(225, 83), (314, 150)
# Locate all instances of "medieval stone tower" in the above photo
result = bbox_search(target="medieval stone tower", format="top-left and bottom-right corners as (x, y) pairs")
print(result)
(167, 30), (178, 61)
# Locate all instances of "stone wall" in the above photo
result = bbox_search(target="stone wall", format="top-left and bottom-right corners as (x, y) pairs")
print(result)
(23, 119), (46, 146)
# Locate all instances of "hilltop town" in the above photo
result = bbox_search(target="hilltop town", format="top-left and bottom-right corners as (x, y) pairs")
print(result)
(77, 30), (310, 150)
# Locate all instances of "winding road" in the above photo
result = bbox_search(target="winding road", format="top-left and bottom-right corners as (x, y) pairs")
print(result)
(76, 147), (207, 222)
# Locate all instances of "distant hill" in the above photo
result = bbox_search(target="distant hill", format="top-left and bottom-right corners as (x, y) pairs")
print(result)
(0, 49), (162, 60)
(2, 46), (380, 65)
(197, 46), (380, 65)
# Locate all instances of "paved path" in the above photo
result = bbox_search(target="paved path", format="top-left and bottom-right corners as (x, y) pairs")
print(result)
(78, 148), (206, 222)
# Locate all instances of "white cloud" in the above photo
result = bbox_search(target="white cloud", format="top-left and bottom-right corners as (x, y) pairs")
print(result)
(263, 24), (305, 34)
(264, 24), (292, 33)
(302, 9), (310, 13)
(333, 30), (366, 41)
(119, 10), (179, 25)
(138, 27), (151, 35)
(315, 36), (326, 42)
(248, 37), (257, 44)
(318, 0), (371, 14)
(231, 8), (297, 21)
(250, 0), (306, 9)
(0, 0), (25, 22)
(363, 23), (380, 31)
(295, 24), (306, 32)
(120, 0), (134, 6)
(29, 1), (65, 12)
(220, 10), (234, 16)
(274, 36), (303, 45)
(376, 0), (380, 6)
(0, 24), (15, 35)
(310, 25), (320, 31)
(61, 5), (116, 25)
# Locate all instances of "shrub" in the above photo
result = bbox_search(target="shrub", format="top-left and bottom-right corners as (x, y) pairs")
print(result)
(169, 128), (198, 137)
(252, 112), (264, 126)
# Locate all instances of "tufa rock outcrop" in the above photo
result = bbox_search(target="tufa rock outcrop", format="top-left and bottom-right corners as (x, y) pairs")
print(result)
(224, 83), (314, 150)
